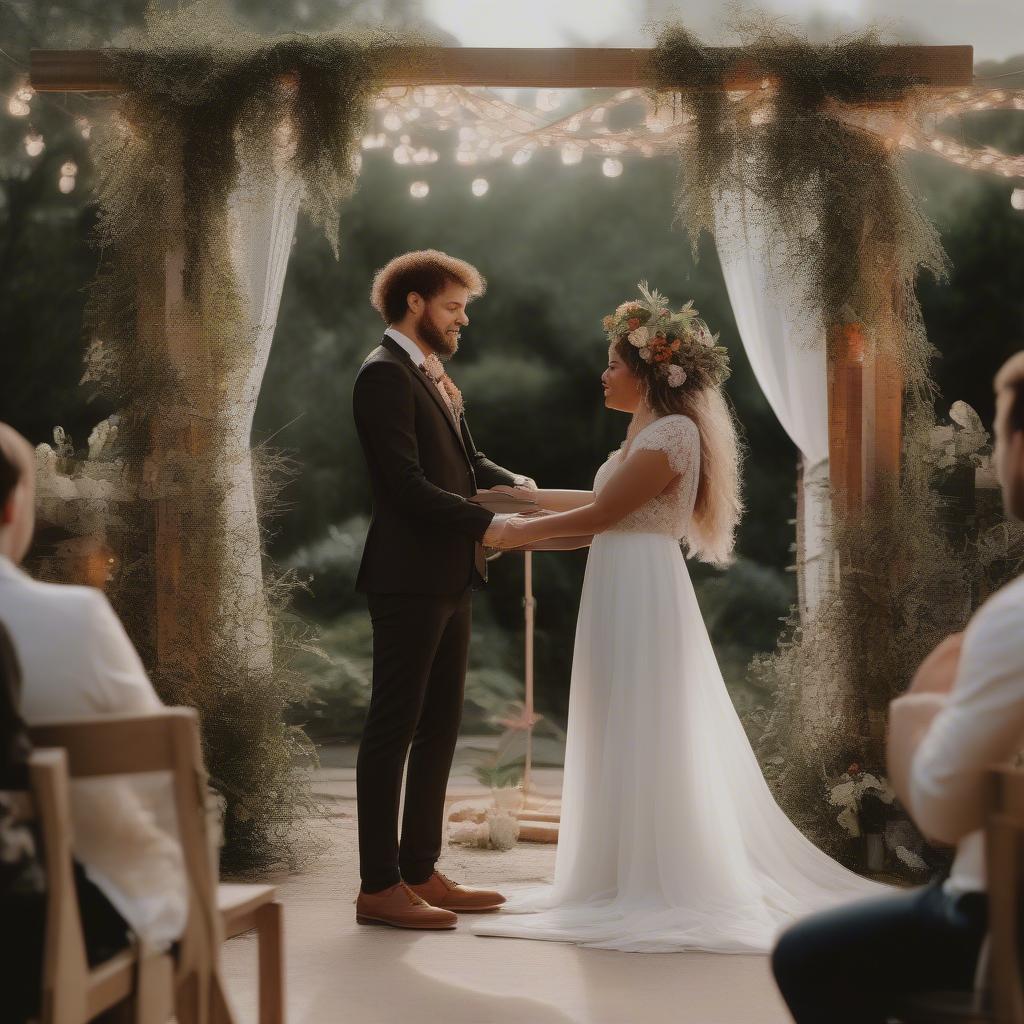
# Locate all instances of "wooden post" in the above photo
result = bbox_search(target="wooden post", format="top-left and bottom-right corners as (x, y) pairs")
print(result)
(523, 550), (535, 799)
(827, 322), (865, 516)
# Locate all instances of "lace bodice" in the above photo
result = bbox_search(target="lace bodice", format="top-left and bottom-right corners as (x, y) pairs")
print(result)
(593, 414), (700, 540)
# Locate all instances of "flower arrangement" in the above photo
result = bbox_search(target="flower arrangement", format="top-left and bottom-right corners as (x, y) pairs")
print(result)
(828, 762), (894, 838)
(602, 281), (731, 390)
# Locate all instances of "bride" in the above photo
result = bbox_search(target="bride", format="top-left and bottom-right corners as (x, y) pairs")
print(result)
(475, 283), (891, 954)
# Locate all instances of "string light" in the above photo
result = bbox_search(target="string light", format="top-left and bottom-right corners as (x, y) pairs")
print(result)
(8, 96), (30, 117)
(23, 132), (44, 157)
(392, 144), (413, 165)
(602, 158), (623, 178)
(512, 148), (532, 166)
(1011, 188), (1024, 210)
(561, 142), (584, 165)
(75, 116), (91, 140)
(410, 181), (429, 199)
(471, 177), (489, 197)
(382, 111), (402, 131)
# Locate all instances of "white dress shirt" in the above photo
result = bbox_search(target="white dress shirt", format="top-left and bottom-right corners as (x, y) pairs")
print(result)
(909, 573), (1024, 894)
(0, 555), (187, 949)
(384, 325), (426, 368)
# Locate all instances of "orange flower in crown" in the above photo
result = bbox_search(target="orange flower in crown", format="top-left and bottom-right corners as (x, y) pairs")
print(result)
(602, 282), (731, 390)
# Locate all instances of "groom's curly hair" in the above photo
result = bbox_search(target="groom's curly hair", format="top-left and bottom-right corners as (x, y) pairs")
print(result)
(371, 250), (486, 324)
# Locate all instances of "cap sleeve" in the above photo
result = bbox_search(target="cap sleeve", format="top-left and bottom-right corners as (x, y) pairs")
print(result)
(631, 415), (699, 478)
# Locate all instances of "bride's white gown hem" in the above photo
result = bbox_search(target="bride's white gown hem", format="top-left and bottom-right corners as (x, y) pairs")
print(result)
(472, 414), (890, 954)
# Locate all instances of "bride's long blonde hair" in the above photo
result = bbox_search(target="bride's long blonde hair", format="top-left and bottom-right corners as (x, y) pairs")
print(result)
(614, 337), (744, 567)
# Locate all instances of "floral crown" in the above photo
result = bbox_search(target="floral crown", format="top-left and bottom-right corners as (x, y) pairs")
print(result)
(602, 282), (731, 390)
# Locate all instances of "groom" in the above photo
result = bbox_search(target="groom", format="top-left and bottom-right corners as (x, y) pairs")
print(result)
(352, 249), (536, 929)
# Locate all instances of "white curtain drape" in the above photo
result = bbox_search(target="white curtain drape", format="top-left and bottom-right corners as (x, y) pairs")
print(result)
(713, 187), (831, 617)
(217, 145), (303, 671)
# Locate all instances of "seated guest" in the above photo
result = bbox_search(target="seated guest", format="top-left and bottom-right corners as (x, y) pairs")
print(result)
(1, 619), (46, 1024)
(771, 351), (1024, 1024)
(0, 422), (187, 954)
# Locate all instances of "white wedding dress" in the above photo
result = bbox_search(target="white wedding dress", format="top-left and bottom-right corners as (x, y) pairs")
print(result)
(474, 414), (892, 953)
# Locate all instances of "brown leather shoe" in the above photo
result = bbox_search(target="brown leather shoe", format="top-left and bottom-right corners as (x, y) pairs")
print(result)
(406, 871), (506, 912)
(356, 881), (458, 930)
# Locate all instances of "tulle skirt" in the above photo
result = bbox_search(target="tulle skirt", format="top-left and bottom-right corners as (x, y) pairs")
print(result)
(473, 531), (892, 953)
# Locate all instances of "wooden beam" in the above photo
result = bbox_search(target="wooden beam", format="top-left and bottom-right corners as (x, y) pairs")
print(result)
(30, 44), (973, 93)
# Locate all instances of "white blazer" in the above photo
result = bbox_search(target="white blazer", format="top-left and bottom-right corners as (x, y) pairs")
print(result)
(902, 573), (1024, 894)
(0, 555), (187, 949)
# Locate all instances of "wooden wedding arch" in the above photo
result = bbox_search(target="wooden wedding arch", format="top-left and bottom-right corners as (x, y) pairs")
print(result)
(29, 43), (976, 812)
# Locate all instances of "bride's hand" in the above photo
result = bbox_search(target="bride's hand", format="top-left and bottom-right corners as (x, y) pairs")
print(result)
(493, 481), (538, 495)
(493, 511), (550, 549)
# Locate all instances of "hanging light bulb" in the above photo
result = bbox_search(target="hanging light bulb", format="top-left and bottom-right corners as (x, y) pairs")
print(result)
(393, 144), (413, 165)
(512, 148), (532, 166)
(602, 158), (623, 178)
(23, 132), (44, 157)
(410, 181), (429, 199)
(456, 150), (478, 166)
(8, 96), (30, 117)
(58, 175), (76, 194)
(413, 147), (432, 164)
(471, 178), (489, 197)
(382, 111), (403, 132)
(61, 160), (78, 177)
(1011, 188), (1024, 210)
(15, 85), (34, 103)
(75, 116), (91, 139)
(561, 142), (584, 165)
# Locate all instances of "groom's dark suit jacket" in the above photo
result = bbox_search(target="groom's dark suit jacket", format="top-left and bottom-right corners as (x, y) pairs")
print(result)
(353, 334), (519, 595)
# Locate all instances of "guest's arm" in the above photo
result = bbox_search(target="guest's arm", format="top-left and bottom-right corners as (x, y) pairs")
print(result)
(897, 608), (1024, 845)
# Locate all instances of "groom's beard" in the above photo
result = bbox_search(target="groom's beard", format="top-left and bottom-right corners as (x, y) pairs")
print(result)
(417, 309), (459, 359)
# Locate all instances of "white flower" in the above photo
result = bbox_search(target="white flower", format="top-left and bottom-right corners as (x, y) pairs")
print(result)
(486, 810), (520, 851)
(666, 364), (687, 387)
(638, 346), (653, 362)
(628, 326), (650, 347)
(697, 324), (715, 347)
(895, 846), (929, 873)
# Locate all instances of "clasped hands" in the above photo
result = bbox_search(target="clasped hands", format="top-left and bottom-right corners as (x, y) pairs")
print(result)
(480, 478), (555, 550)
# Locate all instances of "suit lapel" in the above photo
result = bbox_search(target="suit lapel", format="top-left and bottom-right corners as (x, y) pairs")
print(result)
(380, 336), (472, 467)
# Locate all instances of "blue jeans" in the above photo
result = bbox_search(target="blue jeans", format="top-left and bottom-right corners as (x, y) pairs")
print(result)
(771, 877), (987, 1024)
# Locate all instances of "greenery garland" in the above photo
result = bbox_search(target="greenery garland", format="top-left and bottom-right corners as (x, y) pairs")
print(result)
(82, 6), (405, 871)
(648, 21), (1022, 876)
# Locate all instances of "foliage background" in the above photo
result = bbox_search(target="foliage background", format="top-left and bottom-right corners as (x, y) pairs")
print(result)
(1, 1), (1022, 758)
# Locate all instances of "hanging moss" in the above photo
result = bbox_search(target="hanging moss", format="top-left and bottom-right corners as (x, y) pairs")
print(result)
(647, 20), (1021, 876)
(81, 6), (412, 871)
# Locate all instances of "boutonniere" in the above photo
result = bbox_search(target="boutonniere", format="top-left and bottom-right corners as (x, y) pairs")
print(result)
(422, 354), (465, 419)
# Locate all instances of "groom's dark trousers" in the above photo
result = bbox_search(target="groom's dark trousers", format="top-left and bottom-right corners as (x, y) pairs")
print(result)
(771, 875), (988, 1024)
(352, 334), (518, 893)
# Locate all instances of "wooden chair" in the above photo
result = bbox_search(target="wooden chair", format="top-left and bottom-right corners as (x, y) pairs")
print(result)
(29, 710), (285, 1024)
(899, 765), (1024, 1024)
(6, 747), (175, 1024)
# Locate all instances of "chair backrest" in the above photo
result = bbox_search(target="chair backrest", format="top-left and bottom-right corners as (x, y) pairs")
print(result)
(987, 765), (1024, 1024)
(27, 710), (222, 983)
(7, 749), (91, 1024)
